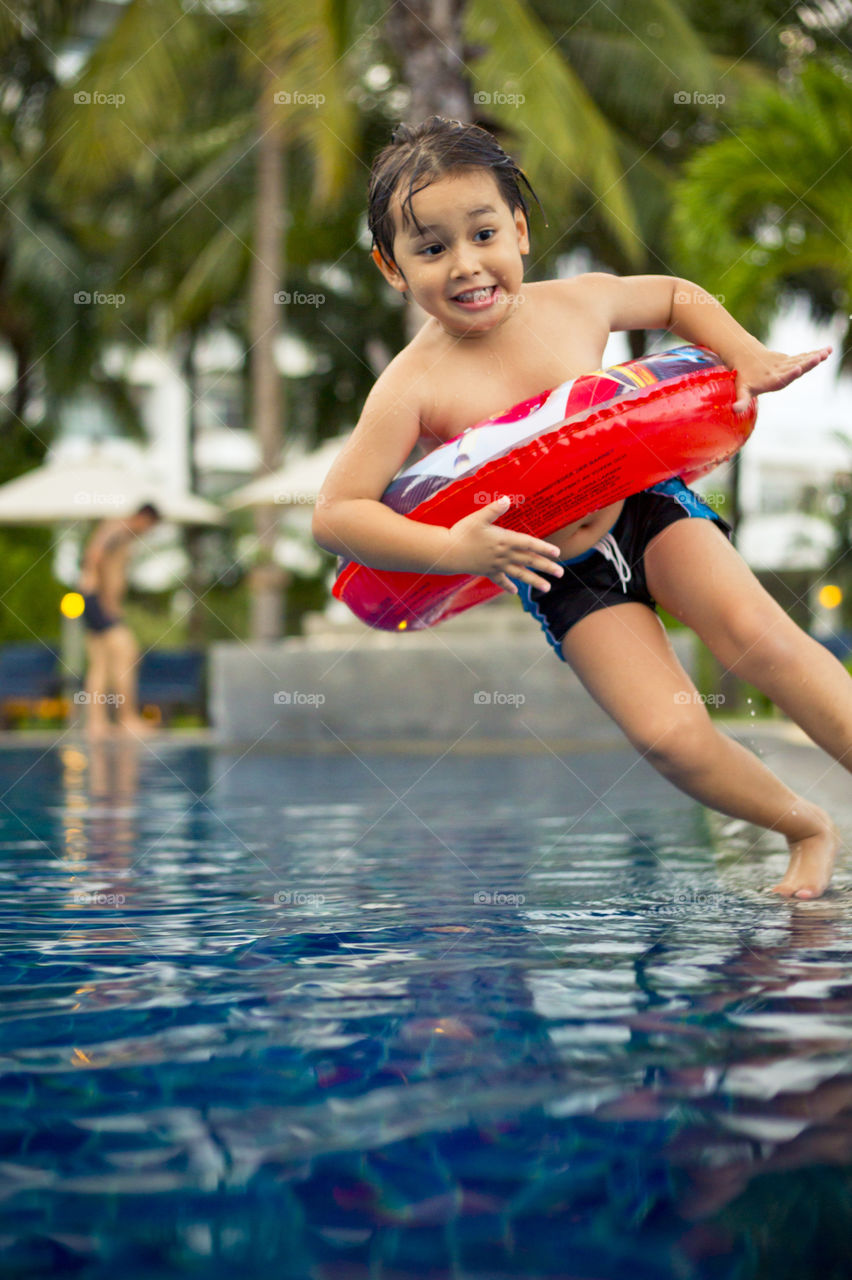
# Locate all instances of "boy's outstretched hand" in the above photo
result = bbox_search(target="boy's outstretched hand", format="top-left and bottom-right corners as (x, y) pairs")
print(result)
(448, 496), (564, 595)
(732, 346), (832, 414)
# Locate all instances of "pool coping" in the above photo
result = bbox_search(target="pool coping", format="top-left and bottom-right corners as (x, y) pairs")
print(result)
(0, 718), (814, 754)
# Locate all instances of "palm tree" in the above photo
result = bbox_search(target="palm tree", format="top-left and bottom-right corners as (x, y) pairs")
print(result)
(670, 57), (852, 348)
(49, 0), (366, 640)
(464, 0), (797, 350)
(668, 55), (852, 553)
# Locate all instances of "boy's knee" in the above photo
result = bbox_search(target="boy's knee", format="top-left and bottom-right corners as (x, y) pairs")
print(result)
(630, 707), (715, 777)
(717, 606), (800, 677)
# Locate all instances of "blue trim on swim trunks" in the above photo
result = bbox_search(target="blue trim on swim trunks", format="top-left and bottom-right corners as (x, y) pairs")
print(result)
(512, 579), (566, 659)
(558, 542), (599, 566)
(648, 475), (716, 520)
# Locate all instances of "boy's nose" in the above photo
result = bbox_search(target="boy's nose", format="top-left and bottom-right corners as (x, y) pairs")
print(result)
(449, 246), (481, 276)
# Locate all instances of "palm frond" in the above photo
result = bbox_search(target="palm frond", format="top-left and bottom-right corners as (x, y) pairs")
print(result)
(252, 0), (362, 207)
(670, 58), (852, 333)
(465, 0), (642, 265)
(49, 0), (219, 190)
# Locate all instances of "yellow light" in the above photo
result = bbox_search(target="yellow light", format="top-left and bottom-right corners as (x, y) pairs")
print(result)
(61, 591), (85, 619)
(398, 619), (407, 630)
(818, 584), (843, 610)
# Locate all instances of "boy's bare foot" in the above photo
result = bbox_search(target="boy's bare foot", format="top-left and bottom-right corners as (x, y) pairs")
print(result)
(771, 805), (839, 900)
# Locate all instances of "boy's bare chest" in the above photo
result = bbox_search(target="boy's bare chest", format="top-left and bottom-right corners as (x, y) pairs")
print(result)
(415, 322), (609, 446)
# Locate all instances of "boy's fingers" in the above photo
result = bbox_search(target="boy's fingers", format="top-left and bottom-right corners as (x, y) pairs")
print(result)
(479, 496), (512, 524)
(477, 500), (562, 554)
(733, 375), (753, 414)
(529, 555), (564, 576)
(509, 568), (553, 592)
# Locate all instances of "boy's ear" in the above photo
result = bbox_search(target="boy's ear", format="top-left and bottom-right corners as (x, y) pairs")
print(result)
(371, 246), (408, 292)
(514, 207), (530, 255)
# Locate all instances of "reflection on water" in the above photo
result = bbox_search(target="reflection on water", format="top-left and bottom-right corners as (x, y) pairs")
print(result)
(0, 741), (851, 1278)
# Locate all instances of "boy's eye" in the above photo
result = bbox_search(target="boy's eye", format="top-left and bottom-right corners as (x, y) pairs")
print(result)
(418, 228), (495, 257)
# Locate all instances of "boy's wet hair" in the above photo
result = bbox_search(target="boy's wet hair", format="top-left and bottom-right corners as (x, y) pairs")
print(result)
(368, 116), (545, 269)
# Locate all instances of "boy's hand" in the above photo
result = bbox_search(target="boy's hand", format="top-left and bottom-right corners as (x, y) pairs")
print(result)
(447, 496), (564, 595)
(732, 346), (832, 414)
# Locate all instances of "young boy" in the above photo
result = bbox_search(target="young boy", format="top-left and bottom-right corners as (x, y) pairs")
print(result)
(313, 117), (850, 901)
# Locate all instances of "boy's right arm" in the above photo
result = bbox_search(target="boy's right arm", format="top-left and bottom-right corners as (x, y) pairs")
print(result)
(312, 367), (564, 595)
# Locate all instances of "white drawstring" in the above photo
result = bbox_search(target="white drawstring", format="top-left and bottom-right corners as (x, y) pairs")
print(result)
(594, 531), (632, 591)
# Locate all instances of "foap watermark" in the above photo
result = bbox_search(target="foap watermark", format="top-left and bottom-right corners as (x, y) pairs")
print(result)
(73, 90), (125, 107)
(274, 490), (319, 505)
(74, 691), (126, 706)
(474, 491), (527, 506)
(473, 90), (526, 107)
(653, 888), (733, 915)
(474, 690), (526, 707)
(673, 691), (725, 707)
(273, 90), (325, 107)
(273, 291), (325, 307)
(673, 288), (725, 306)
(273, 690), (326, 706)
(473, 889), (526, 906)
(74, 291), (125, 307)
(274, 888), (326, 907)
(72, 890), (126, 906)
(74, 490), (125, 507)
(673, 90), (725, 108)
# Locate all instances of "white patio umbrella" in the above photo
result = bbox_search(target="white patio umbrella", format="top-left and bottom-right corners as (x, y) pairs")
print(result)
(737, 513), (836, 571)
(224, 436), (347, 510)
(0, 455), (224, 526)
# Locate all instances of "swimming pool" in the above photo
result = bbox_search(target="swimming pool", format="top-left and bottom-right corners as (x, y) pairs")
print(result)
(1, 737), (851, 1278)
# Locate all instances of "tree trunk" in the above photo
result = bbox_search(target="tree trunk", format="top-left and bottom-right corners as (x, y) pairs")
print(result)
(248, 74), (287, 642)
(384, 0), (473, 344)
(385, 0), (471, 125)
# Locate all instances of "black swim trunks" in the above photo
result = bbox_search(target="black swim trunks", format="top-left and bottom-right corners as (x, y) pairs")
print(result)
(82, 594), (121, 634)
(513, 477), (732, 661)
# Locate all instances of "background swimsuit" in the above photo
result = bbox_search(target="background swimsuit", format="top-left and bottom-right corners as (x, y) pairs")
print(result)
(82, 594), (121, 634)
(513, 477), (732, 661)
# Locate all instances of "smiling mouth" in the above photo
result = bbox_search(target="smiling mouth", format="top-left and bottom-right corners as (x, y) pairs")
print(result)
(452, 285), (497, 304)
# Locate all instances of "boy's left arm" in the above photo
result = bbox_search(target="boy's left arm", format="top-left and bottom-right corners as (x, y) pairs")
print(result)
(590, 273), (831, 413)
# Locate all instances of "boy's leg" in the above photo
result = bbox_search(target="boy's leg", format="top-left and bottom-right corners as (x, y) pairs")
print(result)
(560, 600), (837, 899)
(643, 518), (852, 773)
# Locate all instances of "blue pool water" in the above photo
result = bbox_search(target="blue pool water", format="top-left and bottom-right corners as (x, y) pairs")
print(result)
(2, 738), (852, 1279)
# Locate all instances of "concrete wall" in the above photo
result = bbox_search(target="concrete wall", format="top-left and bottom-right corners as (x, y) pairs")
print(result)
(210, 604), (697, 750)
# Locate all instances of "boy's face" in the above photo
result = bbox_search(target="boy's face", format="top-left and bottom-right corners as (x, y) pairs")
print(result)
(372, 168), (530, 338)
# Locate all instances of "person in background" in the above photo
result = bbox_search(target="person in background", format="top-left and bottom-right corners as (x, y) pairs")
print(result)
(78, 502), (160, 738)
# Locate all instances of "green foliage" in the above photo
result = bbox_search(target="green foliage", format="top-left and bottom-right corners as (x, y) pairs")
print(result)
(0, 419), (61, 645)
(669, 58), (852, 341)
(0, 530), (63, 646)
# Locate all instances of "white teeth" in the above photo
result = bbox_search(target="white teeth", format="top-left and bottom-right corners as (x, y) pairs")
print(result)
(455, 287), (494, 303)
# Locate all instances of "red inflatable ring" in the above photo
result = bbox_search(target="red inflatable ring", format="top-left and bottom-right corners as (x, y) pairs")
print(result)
(332, 344), (756, 631)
